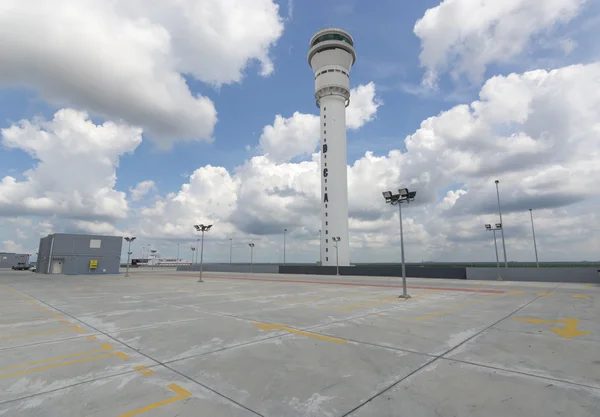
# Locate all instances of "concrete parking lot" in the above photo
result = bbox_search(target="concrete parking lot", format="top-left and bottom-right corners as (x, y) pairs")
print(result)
(0, 269), (599, 416)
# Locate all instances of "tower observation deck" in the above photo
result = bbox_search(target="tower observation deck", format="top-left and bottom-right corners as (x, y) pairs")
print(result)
(308, 28), (356, 267)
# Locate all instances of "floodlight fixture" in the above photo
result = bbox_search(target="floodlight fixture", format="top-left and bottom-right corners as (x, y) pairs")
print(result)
(248, 243), (255, 273)
(485, 224), (491, 229)
(484, 223), (502, 280)
(398, 188), (409, 197)
(495, 223), (502, 229)
(382, 191), (392, 199)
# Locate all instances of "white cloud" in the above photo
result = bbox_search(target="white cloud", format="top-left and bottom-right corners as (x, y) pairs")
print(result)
(134, 62), (600, 262)
(129, 181), (157, 202)
(259, 83), (381, 163)
(414, 0), (588, 86)
(0, 109), (142, 220)
(0, 0), (284, 147)
(1, 240), (25, 253)
(5, 63), (600, 262)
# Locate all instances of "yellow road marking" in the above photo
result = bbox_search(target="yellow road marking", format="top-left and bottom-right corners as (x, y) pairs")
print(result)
(538, 293), (553, 297)
(0, 353), (115, 379)
(0, 345), (113, 372)
(409, 294), (497, 321)
(114, 352), (130, 360)
(60, 320), (71, 324)
(118, 383), (192, 417)
(53, 314), (63, 319)
(252, 322), (347, 344)
(571, 295), (591, 299)
(511, 317), (592, 339)
(72, 325), (86, 333)
(86, 335), (97, 341)
(506, 291), (524, 295)
(134, 365), (155, 376)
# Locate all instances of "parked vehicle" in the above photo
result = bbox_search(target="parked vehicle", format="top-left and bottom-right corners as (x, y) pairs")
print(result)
(30, 265), (37, 272)
(11, 263), (30, 271)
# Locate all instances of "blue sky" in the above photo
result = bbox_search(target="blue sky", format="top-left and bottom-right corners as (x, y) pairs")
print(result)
(1, 0), (599, 263)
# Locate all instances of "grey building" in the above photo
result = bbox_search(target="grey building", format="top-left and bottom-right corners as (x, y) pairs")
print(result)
(37, 233), (123, 275)
(0, 252), (30, 268)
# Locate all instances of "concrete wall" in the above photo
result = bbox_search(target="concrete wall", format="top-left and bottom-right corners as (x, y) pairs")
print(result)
(37, 234), (123, 275)
(466, 267), (600, 283)
(279, 265), (467, 279)
(0, 253), (30, 268)
(178, 264), (279, 274)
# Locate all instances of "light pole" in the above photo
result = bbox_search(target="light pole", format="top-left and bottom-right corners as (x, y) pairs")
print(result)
(494, 180), (508, 268)
(248, 243), (255, 273)
(176, 243), (180, 264)
(485, 224), (503, 280)
(150, 249), (157, 270)
(194, 224), (212, 283)
(383, 188), (417, 299)
(124, 237), (136, 277)
(319, 229), (322, 265)
(332, 237), (341, 275)
(229, 238), (233, 264)
(195, 238), (200, 265)
(283, 229), (287, 265)
(190, 247), (195, 271)
(529, 209), (539, 268)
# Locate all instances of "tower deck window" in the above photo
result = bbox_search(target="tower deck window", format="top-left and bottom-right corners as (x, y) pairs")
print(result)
(311, 33), (354, 47)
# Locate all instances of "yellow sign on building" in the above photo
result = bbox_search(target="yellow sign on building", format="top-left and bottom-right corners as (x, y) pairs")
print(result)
(89, 260), (98, 269)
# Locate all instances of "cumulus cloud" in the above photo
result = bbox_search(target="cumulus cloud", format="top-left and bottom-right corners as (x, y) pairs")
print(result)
(1, 240), (25, 253)
(129, 181), (157, 202)
(135, 62), (600, 262)
(0, 109), (142, 220)
(259, 83), (381, 163)
(414, 0), (588, 86)
(0, 0), (284, 147)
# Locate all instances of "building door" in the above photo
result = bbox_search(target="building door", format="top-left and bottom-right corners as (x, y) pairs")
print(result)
(51, 259), (63, 274)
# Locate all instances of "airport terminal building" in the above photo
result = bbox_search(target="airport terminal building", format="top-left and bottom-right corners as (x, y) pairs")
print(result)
(37, 233), (122, 275)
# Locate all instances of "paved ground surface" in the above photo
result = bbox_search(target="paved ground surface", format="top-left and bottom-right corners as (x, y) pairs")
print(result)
(0, 268), (599, 416)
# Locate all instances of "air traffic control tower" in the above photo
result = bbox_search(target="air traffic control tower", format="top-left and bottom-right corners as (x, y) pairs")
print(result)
(308, 28), (356, 266)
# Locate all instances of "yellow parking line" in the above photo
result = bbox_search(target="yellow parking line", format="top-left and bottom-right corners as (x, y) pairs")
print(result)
(118, 384), (192, 417)
(571, 294), (591, 299)
(72, 325), (86, 333)
(506, 291), (524, 295)
(0, 353), (115, 379)
(538, 293), (554, 297)
(86, 335), (97, 341)
(134, 366), (155, 376)
(0, 344), (113, 372)
(409, 294), (497, 321)
(114, 352), (130, 360)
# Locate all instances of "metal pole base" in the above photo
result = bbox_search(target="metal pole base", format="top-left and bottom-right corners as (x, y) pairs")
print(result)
(197, 279), (204, 283)
(124, 274), (129, 278)
(398, 294), (411, 299)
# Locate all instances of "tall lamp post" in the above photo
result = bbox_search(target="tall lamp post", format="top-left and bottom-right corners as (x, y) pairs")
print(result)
(332, 237), (341, 275)
(494, 180), (508, 268)
(283, 229), (287, 265)
(529, 209), (539, 268)
(383, 188), (417, 299)
(190, 247), (195, 271)
(248, 243), (255, 273)
(229, 238), (233, 264)
(176, 243), (180, 264)
(194, 224), (212, 283)
(124, 237), (136, 277)
(485, 223), (503, 280)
